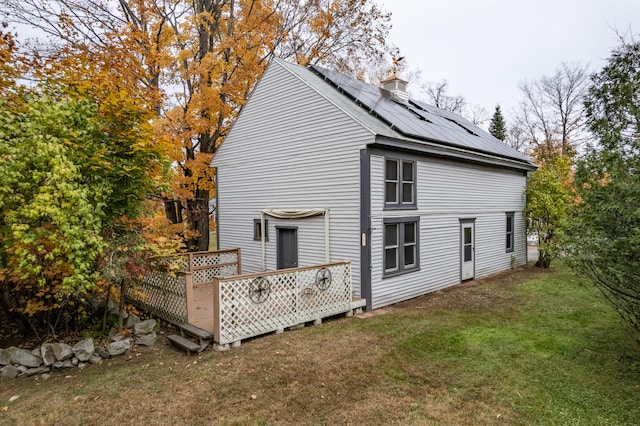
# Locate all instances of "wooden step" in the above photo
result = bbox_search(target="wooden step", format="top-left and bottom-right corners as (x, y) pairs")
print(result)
(167, 334), (202, 355)
(177, 323), (213, 348)
(178, 323), (213, 339)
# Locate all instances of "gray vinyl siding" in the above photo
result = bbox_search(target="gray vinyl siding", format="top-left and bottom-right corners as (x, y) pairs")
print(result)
(370, 154), (527, 309)
(214, 60), (373, 297)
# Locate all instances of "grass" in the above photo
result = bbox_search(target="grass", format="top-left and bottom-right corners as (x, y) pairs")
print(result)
(2, 264), (639, 425)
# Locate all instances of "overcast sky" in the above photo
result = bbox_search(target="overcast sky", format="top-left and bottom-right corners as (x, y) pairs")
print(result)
(381, 0), (640, 122)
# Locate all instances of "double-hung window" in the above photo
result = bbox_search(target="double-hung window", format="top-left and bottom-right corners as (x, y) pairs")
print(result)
(384, 217), (419, 277)
(505, 212), (514, 252)
(385, 158), (416, 208)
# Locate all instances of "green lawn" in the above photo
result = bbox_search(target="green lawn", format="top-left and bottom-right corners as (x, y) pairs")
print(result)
(2, 264), (639, 425)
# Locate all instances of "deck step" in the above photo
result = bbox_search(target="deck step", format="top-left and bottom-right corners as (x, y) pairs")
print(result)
(177, 323), (213, 348)
(178, 323), (213, 340)
(167, 334), (202, 355)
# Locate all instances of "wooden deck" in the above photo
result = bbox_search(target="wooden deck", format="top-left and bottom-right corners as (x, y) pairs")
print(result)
(190, 282), (215, 333)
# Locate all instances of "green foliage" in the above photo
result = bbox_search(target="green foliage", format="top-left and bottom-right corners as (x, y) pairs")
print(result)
(488, 104), (507, 141)
(525, 155), (572, 268)
(0, 82), (168, 333)
(566, 38), (640, 334)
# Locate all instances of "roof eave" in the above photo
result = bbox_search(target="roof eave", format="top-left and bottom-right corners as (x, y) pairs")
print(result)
(372, 136), (537, 172)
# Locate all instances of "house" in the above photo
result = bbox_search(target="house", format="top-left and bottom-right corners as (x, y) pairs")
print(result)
(212, 58), (536, 311)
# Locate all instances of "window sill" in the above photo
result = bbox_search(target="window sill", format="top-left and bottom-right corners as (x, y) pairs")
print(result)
(383, 204), (418, 211)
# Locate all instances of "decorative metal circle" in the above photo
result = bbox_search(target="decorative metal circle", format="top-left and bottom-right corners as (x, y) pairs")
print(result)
(249, 277), (271, 304)
(315, 268), (332, 291)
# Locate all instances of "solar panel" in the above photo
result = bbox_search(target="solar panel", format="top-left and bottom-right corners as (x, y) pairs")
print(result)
(310, 65), (532, 164)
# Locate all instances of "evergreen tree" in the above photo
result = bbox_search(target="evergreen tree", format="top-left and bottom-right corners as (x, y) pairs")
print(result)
(489, 104), (507, 140)
(565, 38), (640, 334)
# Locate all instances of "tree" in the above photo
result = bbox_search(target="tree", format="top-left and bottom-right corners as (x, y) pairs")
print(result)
(524, 155), (572, 268)
(513, 62), (590, 163)
(3, 0), (392, 252)
(488, 104), (507, 140)
(421, 79), (488, 125)
(565, 38), (640, 333)
(0, 32), (170, 335)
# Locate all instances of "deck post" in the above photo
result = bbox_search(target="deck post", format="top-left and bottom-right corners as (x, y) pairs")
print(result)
(212, 277), (221, 344)
(185, 253), (195, 325)
(236, 248), (242, 274)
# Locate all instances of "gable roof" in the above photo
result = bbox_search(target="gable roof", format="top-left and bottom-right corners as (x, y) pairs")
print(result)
(272, 59), (534, 171)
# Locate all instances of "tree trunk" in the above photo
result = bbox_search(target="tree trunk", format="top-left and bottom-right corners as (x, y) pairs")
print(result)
(536, 249), (552, 268)
(186, 187), (210, 252)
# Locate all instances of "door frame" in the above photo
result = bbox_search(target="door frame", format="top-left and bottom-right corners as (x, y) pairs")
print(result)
(459, 218), (476, 281)
(276, 226), (298, 270)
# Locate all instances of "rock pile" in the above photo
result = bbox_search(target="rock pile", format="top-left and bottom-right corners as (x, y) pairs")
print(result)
(0, 316), (158, 379)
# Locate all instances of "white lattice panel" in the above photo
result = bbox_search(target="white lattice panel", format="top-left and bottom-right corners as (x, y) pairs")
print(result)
(215, 262), (352, 345)
(128, 270), (188, 324)
(136, 249), (240, 327)
(192, 250), (238, 269)
(193, 264), (238, 285)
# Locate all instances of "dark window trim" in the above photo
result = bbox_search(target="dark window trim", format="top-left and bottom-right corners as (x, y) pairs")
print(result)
(384, 157), (417, 210)
(383, 216), (420, 278)
(253, 218), (269, 241)
(506, 212), (515, 253)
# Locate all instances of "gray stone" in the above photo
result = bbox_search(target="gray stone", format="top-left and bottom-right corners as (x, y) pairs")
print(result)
(135, 332), (157, 346)
(40, 343), (57, 366)
(108, 327), (118, 340)
(134, 319), (156, 335)
(107, 340), (131, 356)
(42, 373), (51, 380)
(88, 354), (101, 365)
(77, 362), (86, 369)
(17, 366), (27, 373)
(31, 347), (41, 357)
(0, 347), (14, 365)
(111, 334), (124, 342)
(53, 359), (74, 369)
(96, 347), (110, 359)
(1, 365), (20, 378)
(125, 313), (141, 328)
(11, 348), (42, 368)
(21, 366), (50, 377)
(71, 357), (79, 366)
(72, 338), (94, 362)
(51, 343), (73, 361)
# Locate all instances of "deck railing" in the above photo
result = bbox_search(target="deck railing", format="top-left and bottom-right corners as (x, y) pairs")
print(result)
(212, 261), (352, 345)
(129, 249), (241, 326)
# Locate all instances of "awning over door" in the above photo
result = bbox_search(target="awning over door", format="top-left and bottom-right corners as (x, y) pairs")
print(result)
(260, 208), (330, 270)
(261, 208), (327, 219)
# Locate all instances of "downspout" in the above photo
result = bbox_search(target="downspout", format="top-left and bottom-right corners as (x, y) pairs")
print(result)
(324, 209), (330, 263)
(261, 211), (266, 271)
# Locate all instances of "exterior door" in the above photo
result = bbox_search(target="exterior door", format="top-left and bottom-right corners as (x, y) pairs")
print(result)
(277, 227), (298, 269)
(460, 220), (475, 281)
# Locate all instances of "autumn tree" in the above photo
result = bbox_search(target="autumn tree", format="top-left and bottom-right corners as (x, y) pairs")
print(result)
(0, 29), (170, 335)
(524, 156), (572, 268)
(3, 0), (392, 252)
(565, 38), (640, 334)
(488, 104), (507, 140)
(513, 62), (590, 163)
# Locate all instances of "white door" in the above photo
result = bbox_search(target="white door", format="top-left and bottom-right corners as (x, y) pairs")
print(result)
(461, 221), (475, 280)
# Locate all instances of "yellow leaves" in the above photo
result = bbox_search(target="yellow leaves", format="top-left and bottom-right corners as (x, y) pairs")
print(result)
(598, 172), (612, 187)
